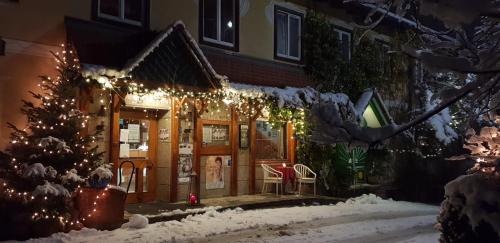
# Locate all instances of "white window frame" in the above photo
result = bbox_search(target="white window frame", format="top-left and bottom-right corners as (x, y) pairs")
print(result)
(275, 9), (302, 61)
(97, 0), (143, 26)
(202, 0), (235, 48)
(334, 28), (352, 61)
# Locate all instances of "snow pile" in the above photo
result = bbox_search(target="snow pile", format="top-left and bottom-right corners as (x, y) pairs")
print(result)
(90, 165), (113, 180)
(32, 180), (70, 198)
(147, 206), (223, 218)
(342, 193), (390, 205)
(107, 185), (127, 193)
(22, 163), (47, 178)
(122, 214), (149, 229)
(425, 90), (458, 145)
(60, 169), (84, 184)
(39, 136), (73, 154)
(441, 173), (500, 238)
(31, 194), (438, 242)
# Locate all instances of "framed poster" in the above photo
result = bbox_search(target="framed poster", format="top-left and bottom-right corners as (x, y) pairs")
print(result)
(206, 156), (230, 189)
(159, 128), (170, 143)
(239, 124), (249, 148)
(178, 155), (193, 183)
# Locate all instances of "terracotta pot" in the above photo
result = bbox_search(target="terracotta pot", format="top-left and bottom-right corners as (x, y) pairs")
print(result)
(75, 187), (126, 230)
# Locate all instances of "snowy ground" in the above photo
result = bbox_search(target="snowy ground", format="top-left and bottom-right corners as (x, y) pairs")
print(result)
(25, 194), (440, 243)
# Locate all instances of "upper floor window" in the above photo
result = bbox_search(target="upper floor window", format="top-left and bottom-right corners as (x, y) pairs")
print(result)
(96, 0), (147, 26)
(200, 0), (239, 50)
(274, 6), (303, 62)
(334, 28), (351, 61)
(376, 40), (391, 76)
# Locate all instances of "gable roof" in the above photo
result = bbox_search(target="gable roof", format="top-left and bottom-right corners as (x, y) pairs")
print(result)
(66, 18), (222, 90)
(356, 88), (394, 127)
(123, 21), (222, 89)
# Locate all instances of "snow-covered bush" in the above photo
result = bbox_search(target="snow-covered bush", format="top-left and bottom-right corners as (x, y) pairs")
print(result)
(89, 164), (113, 188)
(438, 173), (500, 242)
(438, 126), (500, 242)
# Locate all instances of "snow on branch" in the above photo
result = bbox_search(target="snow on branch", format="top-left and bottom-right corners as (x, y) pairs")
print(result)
(60, 169), (84, 185)
(39, 136), (73, 154)
(424, 90), (458, 145)
(32, 180), (70, 198)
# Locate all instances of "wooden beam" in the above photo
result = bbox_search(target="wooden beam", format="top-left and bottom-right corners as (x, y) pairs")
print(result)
(170, 97), (179, 202)
(109, 94), (121, 185)
(287, 122), (296, 164)
(248, 117), (257, 194)
(193, 103), (202, 204)
(230, 107), (239, 196)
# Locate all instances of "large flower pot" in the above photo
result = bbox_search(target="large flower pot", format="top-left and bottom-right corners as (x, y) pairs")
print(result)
(75, 187), (126, 230)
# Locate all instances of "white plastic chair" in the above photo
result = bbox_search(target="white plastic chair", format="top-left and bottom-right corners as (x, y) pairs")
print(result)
(261, 164), (283, 196)
(293, 164), (317, 196)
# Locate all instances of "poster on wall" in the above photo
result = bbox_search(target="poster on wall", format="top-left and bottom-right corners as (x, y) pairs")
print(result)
(239, 124), (249, 148)
(128, 124), (140, 143)
(212, 127), (227, 141)
(159, 128), (170, 143)
(178, 155), (192, 183)
(206, 156), (230, 190)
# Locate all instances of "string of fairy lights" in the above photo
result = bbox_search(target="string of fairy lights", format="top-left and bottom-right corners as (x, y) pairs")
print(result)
(0, 46), (115, 226)
(0, 44), (307, 226)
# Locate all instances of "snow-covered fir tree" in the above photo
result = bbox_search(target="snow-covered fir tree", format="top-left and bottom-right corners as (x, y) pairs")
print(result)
(0, 46), (104, 229)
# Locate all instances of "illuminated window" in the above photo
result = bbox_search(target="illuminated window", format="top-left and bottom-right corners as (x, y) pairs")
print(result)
(200, 0), (238, 49)
(255, 121), (287, 160)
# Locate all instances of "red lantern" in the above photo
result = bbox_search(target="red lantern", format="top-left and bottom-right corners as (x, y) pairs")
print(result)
(189, 193), (198, 205)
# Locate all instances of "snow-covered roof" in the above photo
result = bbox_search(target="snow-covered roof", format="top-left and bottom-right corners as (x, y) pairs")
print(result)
(122, 21), (223, 89)
(226, 82), (392, 123)
(355, 88), (394, 125)
(80, 21), (225, 89)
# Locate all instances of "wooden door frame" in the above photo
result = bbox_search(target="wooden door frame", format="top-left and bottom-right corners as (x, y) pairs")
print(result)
(110, 98), (158, 203)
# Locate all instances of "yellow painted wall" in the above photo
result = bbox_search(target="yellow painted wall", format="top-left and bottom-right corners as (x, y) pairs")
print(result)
(0, 0), (91, 45)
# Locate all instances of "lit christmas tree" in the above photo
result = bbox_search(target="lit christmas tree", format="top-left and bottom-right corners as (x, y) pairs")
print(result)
(0, 45), (105, 234)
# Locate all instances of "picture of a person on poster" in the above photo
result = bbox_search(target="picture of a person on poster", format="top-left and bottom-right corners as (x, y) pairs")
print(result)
(214, 157), (223, 182)
(206, 156), (225, 189)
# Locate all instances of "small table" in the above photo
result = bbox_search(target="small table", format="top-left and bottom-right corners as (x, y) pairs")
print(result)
(275, 167), (296, 194)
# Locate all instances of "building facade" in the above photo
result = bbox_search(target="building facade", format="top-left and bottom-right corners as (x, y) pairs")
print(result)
(0, 0), (400, 203)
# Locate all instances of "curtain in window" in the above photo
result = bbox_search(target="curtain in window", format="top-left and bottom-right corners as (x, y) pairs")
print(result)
(100, 0), (120, 16)
(341, 33), (350, 60)
(124, 0), (142, 21)
(220, 0), (235, 43)
(203, 0), (218, 40)
(276, 12), (288, 56)
(289, 16), (300, 58)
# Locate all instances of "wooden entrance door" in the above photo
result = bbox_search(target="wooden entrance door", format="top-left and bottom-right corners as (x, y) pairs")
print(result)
(116, 110), (157, 203)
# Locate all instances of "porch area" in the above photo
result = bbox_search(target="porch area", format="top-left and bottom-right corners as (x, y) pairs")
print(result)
(125, 194), (344, 223)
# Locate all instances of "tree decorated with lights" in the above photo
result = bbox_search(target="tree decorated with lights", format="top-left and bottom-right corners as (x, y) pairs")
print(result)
(0, 46), (104, 234)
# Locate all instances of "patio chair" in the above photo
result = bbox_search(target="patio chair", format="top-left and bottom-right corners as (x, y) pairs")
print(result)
(293, 164), (317, 196)
(261, 164), (283, 196)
